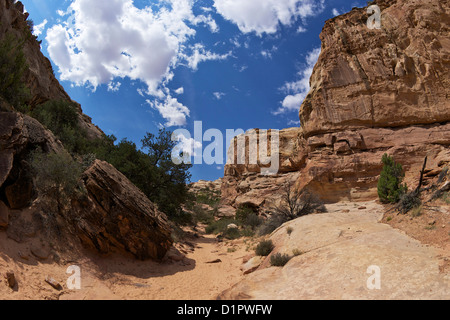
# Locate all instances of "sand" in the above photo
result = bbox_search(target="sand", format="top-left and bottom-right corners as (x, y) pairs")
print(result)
(0, 230), (250, 300)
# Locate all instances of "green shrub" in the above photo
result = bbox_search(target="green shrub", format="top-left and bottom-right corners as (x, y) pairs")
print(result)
(0, 34), (30, 109)
(196, 190), (221, 207)
(378, 154), (408, 204)
(236, 205), (254, 223)
(223, 227), (241, 240)
(270, 253), (292, 267)
(192, 205), (215, 225)
(30, 150), (83, 215)
(255, 240), (274, 256)
(205, 218), (238, 235)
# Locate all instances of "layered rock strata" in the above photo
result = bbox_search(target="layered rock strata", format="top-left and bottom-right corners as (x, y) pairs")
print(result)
(222, 0), (450, 208)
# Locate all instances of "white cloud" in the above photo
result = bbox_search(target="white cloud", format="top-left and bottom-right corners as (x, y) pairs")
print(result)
(296, 26), (307, 33)
(183, 43), (232, 71)
(175, 87), (184, 95)
(332, 8), (341, 16)
(148, 96), (190, 127)
(33, 19), (48, 37)
(275, 47), (321, 115)
(46, 0), (199, 95)
(213, 0), (325, 35)
(213, 92), (226, 100)
(45, 0), (228, 127)
(287, 119), (301, 126)
(107, 81), (121, 92)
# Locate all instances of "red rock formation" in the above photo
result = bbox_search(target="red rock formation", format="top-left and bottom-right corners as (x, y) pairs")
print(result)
(222, 0), (450, 207)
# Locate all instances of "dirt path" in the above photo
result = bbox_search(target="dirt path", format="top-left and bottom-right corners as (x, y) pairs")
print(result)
(0, 230), (250, 300)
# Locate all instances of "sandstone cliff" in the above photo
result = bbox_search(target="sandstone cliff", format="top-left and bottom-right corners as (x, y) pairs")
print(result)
(223, 0), (450, 208)
(0, 0), (103, 139)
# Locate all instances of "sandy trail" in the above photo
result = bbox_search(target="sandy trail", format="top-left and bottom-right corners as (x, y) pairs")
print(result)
(0, 230), (250, 300)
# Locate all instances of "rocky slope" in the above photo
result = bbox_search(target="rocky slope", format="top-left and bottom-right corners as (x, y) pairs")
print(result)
(0, 0), (103, 139)
(219, 201), (449, 300)
(222, 0), (450, 209)
(0, 1), (173, 262)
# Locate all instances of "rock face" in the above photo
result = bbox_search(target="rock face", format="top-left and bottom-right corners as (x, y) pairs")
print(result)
(71, 160), (173, 261)
(222, 0), (450, 208)
(0, 0), (104, 139)
(300, 0), (450, 137)
(219, 202), (450, 300)
(0, 111), (65, 209)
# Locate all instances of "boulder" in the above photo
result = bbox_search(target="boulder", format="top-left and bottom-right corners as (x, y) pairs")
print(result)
(71, 160), (173, 261)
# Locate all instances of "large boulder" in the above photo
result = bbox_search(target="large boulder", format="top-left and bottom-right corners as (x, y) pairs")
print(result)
(71, 160), (173, 261)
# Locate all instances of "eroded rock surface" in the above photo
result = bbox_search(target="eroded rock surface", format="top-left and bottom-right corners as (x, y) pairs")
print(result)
(219, 202), (450, 300)
(71, 160), (173, 261)
(222, 0), (450, 208)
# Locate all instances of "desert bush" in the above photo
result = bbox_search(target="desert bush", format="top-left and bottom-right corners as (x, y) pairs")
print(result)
(30, 150), (84, 215)
(223, 227), (241, 240)
(257, 215), (288, 236)
(255, 240), (274, 256)
(205, 218), (238, 235)
(397, 191), (422, 215)
(270, 253), (292, 267)
(410, 205), (423, 218)
(192, 205), (215, 225)
(245, 213), (263, 230)
(235, 205), (254, 223)
(272, 183), (327, 220)
(378, 154), (408, 204)
(195, 189), (221, 207)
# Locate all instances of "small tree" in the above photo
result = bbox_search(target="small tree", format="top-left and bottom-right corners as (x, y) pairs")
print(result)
(273, 182), (326, 220)
(377, 154), (408, 204)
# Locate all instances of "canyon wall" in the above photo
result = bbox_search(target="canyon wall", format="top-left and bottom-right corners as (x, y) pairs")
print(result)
(222, 0), (450, 208)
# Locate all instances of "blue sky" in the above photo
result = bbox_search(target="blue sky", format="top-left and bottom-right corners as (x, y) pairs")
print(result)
(22, 0), (367, 182)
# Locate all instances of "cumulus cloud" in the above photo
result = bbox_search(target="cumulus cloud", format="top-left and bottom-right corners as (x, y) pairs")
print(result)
(274, 47), (321, 115)
(46, 0), (194, 94)
(46, 0), (226, 127)
(147, 95), (190, 127)
(213, 0), (324, 35)
(33, 19), (48, 37)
